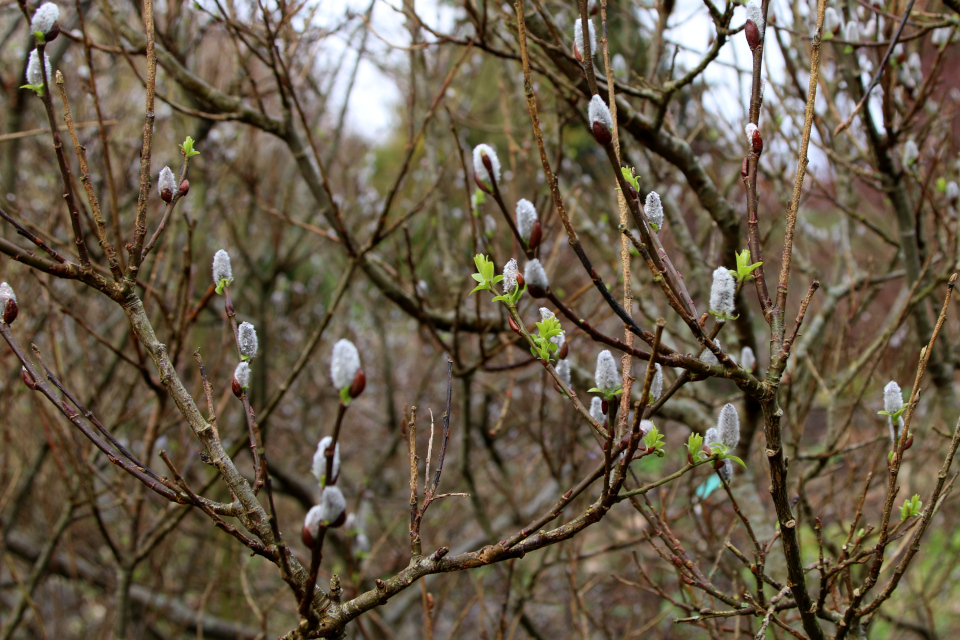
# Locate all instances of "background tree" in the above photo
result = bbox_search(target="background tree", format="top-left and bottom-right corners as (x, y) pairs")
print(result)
(3, 0), (960, 638)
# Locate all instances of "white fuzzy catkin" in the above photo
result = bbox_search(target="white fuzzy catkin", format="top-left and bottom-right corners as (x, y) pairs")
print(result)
(594, 350), (620, 393)
(312, 436), (341, 484)
(639, 420), (655, 438)
(26, 50), (51, 86)
(719, 458), (734, 482)
(902, 140), (919, 167)
(472, 144), (501, 187)
(589, 396), (605, 423)
(645, 192), (664, 229)
(932, 27), (952, 46)
(524, 259), (549, 289)
(303, 505), (324, 539)
(588, 95), (613, 132)
(649, 363), (663, 401)
(238, 322), (258, 360)
(844, 20), (860, 43)
(516, 199), (538, 242)
(539, 307), (555, 321)
(745, 1), (765, 40)
(574, 19), (596, 58)
(740, 346), (756, 371)
(31, 3), (59, 35)
(318, 486), (346, 524)
(745, 123), (759, 148)
(234, 362), (251, 389)
(158, 166), (176, 198)
(709, 267), (736, 317)
(704, 427), (719, 446)
(906, 52), (921, 75)
(212, 249), (232, 286)
(824, 7), (840, 34)
(884, 380), (904, 443)
(502, 258), (519, 292)
(717, 403), (740, 449)
(0, 282), (15, 308)
(556, 360), (571, 389)
(330, 339), (361, 389)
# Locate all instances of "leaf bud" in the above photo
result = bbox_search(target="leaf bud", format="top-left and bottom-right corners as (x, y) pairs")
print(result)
(349, 368), (366, 399)
(22, 366), (39, 390)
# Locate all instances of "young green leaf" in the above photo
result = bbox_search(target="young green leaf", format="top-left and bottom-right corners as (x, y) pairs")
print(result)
(730, 249), (763, 282)
(687, 433), (704, 460)
(180, 136), (201, 158)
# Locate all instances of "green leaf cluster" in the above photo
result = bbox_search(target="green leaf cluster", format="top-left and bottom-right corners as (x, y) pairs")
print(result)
(686, 433), (704, 460)
(529, 315), (563, 362)
(180, 136), (201, 158)
(470, 254), (502, 295)
(620, 166), (640, 193)
(587, 384), (623, 401)
(900, 494), (922, 521)
(693, 435), (747, 468)
(643, 424), (666, 457)
(729, 249), (763, 282)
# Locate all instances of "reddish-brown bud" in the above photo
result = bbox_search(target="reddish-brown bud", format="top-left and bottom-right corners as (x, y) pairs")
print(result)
(160, 187), (174, 203)
(601, 399), (609, 415)
(481, 153), (495, 179)
(741, 157), (750, 181)
(904, 434), (914, 450)
(329, 510), (347, 528)
(527, 284), (547, 299)
(349, 368), (366, 399)
(573, 44), (583, 63)
(302, 524), (318, 549)
(746, 124), (763, 154)
(3, 297), (17, 324)
(46, 21), (60, 42)
(508, 315), (521, 334)
(557, 341), (569, 360)
(232, 377), (243, 398)
(474, 173), (492, 194)
(179, 179), (190, 197)
(745, 20), (761, 50)
(714, 458), (725, 470)
(515, 272), (525, 288)
(528, 219), (542, 251)
(592, 120), (612, 146)
(22, 366), (39, 390)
